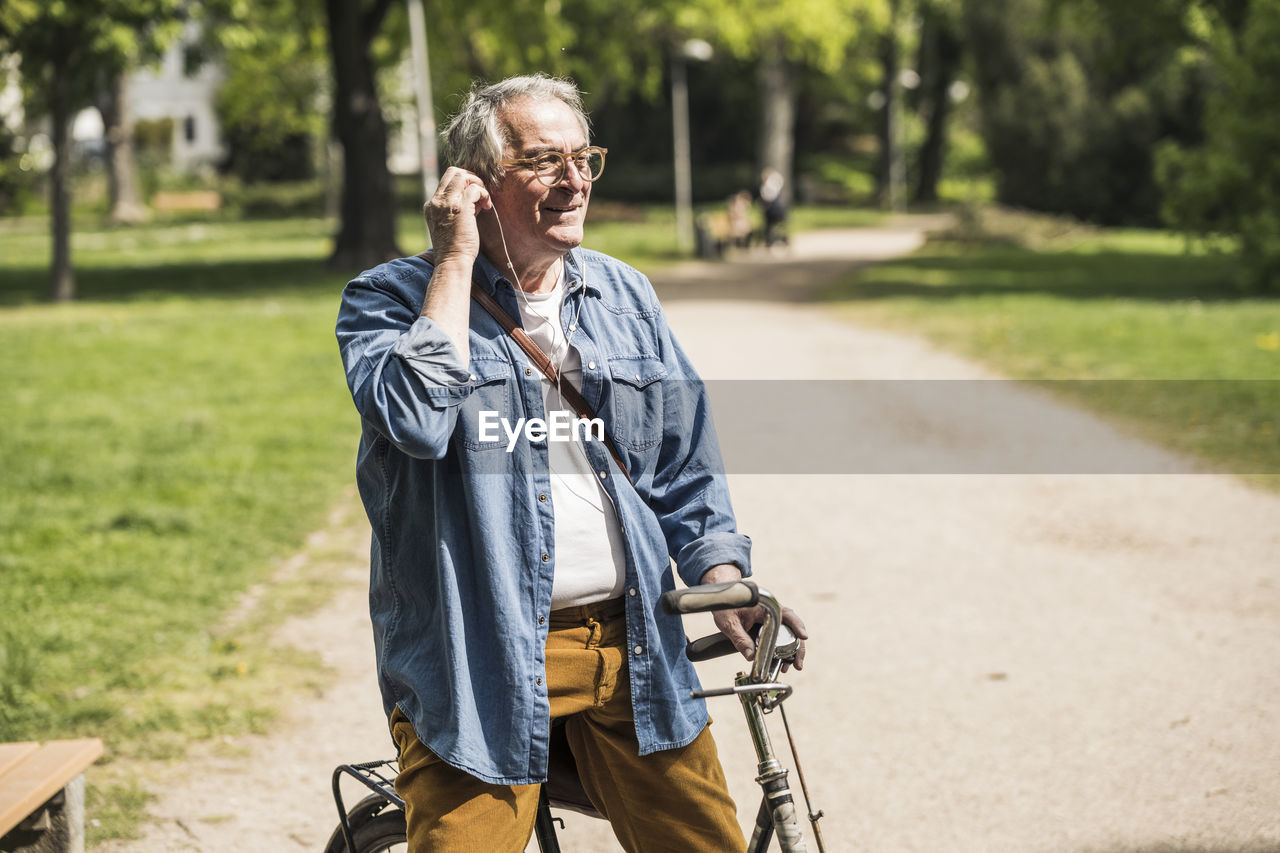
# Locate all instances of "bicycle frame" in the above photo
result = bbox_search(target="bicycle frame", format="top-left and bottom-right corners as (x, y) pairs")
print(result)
(685, 585), (824, 853)
(328, 581), (824, 853)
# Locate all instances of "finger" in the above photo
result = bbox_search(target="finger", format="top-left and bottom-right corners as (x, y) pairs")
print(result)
(432, 167), (468, 201)
(793, 639), (806, 671)
(461, 180), (492, 211)
(435, 175), (490, 216)
(781, 607), (809, 640)
(714, 609), (756, 661)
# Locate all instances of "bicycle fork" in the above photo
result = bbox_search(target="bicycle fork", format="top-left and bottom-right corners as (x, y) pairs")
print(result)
(738, 674), (826, 853)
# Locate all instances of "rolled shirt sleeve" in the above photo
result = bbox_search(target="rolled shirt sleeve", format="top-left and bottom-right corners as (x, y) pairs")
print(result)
(336, 258), (475, 459)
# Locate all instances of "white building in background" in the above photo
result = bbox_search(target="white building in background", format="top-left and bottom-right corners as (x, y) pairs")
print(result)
(1, 54), (22, 131)
(123, 24), (226, 172)
(16, 23), (416, 179)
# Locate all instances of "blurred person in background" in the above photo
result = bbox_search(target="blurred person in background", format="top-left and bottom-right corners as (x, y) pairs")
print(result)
(758, 167), (789, 250)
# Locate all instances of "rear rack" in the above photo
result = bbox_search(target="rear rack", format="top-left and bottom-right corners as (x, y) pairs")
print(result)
(332, 759), (402, 850)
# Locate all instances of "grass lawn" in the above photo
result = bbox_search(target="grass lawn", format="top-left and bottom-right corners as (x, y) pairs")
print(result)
(822, 227), (1280, 485)
(0, 216), (366, 842)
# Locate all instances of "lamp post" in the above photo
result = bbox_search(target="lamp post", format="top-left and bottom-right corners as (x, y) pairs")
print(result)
(671, 38), (713, 254)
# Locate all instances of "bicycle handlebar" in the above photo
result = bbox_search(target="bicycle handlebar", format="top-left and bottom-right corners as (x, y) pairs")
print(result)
(662, 581), (789, 685)
(660, 580), (758, 615)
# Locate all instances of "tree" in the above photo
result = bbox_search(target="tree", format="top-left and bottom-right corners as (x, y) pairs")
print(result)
(873, 0), (909, 210)
(322, 0), (402, 270)
(961, 0), (1209, 225)
(208, 0), (329, 184)
(97, 68), (149, 223)
(0, 0), (180, 300)
(682, 0), (889, 205)
(1156, 0), (1280, 291)
(912, 0), (963, 203)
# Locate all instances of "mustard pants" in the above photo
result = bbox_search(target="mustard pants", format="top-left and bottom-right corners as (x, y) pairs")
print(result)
(390, 598), (745, 852)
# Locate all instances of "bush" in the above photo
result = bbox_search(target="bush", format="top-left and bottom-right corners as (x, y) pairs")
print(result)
(221, 180), (327, 219)
(0, 119), (40, 215)
(963, 0), (1209, 226)
(1156, 0), (1280, 292)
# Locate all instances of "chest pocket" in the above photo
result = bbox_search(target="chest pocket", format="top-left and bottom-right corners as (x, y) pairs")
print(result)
(458, 357), (512, 451)
(606, 355), (667, 451)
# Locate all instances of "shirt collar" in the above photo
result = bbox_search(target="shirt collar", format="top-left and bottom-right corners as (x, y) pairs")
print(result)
(563, 248), (602, 297)
(472, 248), (602, 299)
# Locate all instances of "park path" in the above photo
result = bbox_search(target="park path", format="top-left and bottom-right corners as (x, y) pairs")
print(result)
(98, 222), (1280, 852)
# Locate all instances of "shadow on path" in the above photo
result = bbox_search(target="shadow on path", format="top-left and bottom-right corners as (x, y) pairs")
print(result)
(648, 223), (940, 304)
(823, 246), (1274, 305)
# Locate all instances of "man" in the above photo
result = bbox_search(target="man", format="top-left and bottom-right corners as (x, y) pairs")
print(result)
(336, 74), (806, 852)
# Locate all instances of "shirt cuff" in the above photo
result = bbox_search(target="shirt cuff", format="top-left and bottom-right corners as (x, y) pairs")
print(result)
(677, 532), (753, 587)
(393, 317), (472, 390)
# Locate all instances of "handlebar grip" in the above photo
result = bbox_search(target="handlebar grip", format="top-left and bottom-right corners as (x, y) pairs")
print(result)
(685, 632), (740, 662)
(660, 581), (758, 615)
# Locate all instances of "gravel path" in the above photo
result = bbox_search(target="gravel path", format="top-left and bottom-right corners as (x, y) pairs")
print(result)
(99, 226), (1280, 852)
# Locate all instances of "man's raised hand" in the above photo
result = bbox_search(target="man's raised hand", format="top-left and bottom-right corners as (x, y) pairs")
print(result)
(424, 167), (492, 265)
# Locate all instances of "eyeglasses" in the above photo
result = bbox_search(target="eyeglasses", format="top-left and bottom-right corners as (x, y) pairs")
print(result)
(499, 146), (608, 187)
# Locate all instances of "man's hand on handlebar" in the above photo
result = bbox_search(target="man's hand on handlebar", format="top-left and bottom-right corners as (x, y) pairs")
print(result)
(700, 564), (808, 672)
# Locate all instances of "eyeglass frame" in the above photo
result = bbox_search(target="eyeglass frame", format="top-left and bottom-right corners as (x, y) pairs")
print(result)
(498, 146), (608, 187)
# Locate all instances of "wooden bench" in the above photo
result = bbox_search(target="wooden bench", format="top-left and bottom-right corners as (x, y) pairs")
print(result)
(151, 190), (221, 212)
(0, 740), (103, 853)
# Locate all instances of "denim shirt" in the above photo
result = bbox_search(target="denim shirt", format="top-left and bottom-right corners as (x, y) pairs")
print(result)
(335, 247), (752, 785)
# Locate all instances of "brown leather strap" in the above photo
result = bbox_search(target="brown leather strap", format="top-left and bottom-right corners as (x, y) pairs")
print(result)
(418, 251), (634, 486)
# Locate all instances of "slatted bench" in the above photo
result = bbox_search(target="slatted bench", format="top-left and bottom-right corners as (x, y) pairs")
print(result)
(0, 740), (103, 853)
(151, 190), (221, 212)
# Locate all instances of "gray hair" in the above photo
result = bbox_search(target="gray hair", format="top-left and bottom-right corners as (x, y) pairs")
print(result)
(443, 74), (591, 185)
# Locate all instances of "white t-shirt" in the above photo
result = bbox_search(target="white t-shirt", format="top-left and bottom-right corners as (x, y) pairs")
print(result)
(515, 276), (628, 609)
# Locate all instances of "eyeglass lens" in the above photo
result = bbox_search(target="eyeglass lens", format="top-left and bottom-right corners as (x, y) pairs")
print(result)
(537, 149), (605, 185)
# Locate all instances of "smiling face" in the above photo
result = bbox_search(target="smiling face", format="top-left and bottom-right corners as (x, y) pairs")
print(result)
(484, 97), (592, 280)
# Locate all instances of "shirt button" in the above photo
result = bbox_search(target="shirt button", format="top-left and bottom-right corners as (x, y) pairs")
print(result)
(568, 323), (577, 331)
(628, 587), (638, 597)
(538, 493), (547, 502)
(634, 373), (640, 381)
(633, 645), (643, 656)
(468, 373), (476, 382)
(541, 553), (550, 562)
(525, 367), (533, 376)
(539, 615), (546, 625)
(588, 361), (597, 370)
(536, 676), (543, 685)
(598, 470), (606, 479)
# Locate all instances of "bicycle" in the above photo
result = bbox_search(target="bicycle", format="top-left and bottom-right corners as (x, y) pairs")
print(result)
(325, 580), (827, 853)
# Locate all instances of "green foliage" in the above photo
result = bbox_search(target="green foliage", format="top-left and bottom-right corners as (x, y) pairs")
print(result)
(0, 0), (183, 114)
(0, 110), (38, 215)
(678, 0), (889, 71)
(1156, 0), (1280, 292)
(0, 224), (358, 751)
(222, 179), (328, 218)
(204, 0), (327, 182)
(962, 0), (1209, 225)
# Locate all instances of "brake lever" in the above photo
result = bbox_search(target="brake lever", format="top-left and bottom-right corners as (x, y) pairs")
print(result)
(685, 622), (800, 668)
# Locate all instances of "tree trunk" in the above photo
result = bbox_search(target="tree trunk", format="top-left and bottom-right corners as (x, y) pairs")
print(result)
(875, 16), (905, 212)
(100, 70), (149, 224)
(324, 0), (401, 270)
(913, 6), (962, 204)
(49, 64), (76, 302)
(758, 40), (796, 207)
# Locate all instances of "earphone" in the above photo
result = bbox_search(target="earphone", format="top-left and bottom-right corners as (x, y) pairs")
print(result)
(489, 205), (623, 522)
(489, 206), (586, 398)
